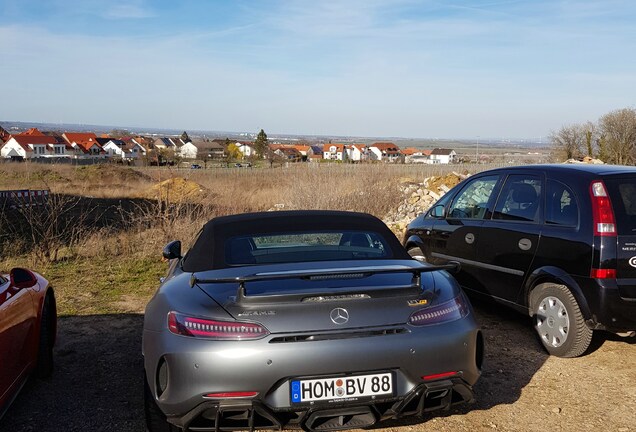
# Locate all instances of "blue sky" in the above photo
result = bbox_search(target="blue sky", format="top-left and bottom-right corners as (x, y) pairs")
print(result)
(1, 0), (635, 139)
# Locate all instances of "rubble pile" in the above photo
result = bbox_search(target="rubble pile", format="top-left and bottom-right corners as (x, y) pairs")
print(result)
(144, 177), (207, 203)
(384, 172), (469, 237)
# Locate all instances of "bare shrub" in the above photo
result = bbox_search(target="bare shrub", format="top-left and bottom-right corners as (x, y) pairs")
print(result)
(0, 192), (93, 263)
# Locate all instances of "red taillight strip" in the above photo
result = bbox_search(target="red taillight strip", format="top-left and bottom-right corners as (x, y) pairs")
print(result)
(167, 312), (269, 340)
(590, 181), (616, 237)
(422, 371), (459, 381)
(203, 391), (258, 399)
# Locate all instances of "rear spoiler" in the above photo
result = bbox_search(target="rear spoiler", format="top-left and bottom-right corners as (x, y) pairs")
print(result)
(190, 262), (460, 305)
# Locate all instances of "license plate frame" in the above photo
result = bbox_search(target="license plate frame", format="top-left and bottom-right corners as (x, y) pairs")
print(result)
(290, 371), (394, 404)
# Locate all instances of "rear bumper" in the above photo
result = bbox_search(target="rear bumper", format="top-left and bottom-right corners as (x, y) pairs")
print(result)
(577, 277), (636, 332)
(167, 378), (474, 431)
(144, 314), (482, 428)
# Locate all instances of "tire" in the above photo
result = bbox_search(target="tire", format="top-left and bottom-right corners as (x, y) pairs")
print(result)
(531, 283), (592, 358)
(407, 245), (427, 262)
(36, 292), (55, 378)
(145, 374), (180, 432)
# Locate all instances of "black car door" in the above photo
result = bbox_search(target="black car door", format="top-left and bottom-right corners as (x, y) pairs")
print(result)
(427, 174), (501, 291)
(474, 172), (543, 304)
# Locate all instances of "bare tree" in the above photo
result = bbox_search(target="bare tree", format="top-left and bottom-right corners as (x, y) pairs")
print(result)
(598, 108), (636, 165)
(581, 121), (598, 158)
(550, 124), (585, 161)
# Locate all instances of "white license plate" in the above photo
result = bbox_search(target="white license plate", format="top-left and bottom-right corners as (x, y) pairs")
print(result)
(290, 372), (393, 403)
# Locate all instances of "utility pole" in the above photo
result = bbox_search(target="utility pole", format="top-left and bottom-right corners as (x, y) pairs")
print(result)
(476, 136), (480, 164)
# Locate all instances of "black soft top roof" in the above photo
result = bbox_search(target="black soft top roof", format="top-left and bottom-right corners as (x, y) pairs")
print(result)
(181, 210), (409, 272)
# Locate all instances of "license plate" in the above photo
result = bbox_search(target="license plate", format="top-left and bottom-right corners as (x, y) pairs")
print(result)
(290, 372), (393, 404)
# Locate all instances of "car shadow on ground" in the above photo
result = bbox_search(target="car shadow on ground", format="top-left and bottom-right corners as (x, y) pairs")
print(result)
(2, 305), (632, 432)
(377, 296), (551, 428)
(1, 314), (146, 432)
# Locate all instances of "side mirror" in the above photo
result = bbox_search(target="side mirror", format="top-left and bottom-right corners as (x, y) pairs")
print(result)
(430, 204), (446, 218)
(163, 240), (182, 260)
(10, 268), (38, 289)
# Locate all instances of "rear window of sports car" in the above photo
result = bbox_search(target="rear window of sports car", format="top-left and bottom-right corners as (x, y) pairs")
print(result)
(225, 230), (391, 265)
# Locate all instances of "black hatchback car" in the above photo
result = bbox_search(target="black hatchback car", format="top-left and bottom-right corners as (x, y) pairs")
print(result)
(404, 164), (636, 357)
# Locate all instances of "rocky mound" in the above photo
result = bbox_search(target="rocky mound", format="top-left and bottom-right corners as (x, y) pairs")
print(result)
(384, 172), (469, 237)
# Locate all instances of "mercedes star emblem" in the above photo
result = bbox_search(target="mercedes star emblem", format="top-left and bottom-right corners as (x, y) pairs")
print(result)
(330, 307), (349, 325)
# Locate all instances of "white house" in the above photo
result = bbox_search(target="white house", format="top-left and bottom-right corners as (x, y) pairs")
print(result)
(323, 144), (347, 161)
(346, 144), (368, 162)
(102, 139), (127, 158)
(368, 142), (402, 162)
(236, 142), (254, 158)
(429, 148), (457, 164)
(128, 140), (147, 159)
(1, 135), (59, 159)
(177, 141), (198, 159)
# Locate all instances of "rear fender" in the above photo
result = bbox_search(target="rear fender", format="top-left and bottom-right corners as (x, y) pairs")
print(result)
(524, 266), (592, 321)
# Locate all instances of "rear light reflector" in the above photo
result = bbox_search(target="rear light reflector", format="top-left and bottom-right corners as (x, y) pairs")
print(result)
(591, 268), (617, 279)
(204, 391), (258, 399)
(408, 294), (468, 326)
(168, 312), (269, 340)
(590, 181), (616, 236)
(422, 371), (459, 381)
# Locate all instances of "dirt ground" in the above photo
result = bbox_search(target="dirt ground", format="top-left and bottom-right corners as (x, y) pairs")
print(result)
(1, 299), (635, 432)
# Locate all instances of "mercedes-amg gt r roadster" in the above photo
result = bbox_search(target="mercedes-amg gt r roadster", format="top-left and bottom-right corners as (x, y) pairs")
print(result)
(143, 210), (483, 432)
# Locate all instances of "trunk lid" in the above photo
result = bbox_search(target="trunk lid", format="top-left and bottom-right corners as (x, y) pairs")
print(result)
(194, 260), (436, 333)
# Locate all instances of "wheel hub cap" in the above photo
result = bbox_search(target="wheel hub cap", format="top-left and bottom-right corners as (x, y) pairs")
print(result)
(536, 296), (569, 348)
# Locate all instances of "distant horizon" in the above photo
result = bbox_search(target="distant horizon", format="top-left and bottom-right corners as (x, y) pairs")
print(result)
(2, 1), (634, 138)
(0, 119), (548, 145)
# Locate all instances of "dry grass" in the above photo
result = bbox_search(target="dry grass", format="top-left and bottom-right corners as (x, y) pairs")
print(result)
(0, 161), (495, 315)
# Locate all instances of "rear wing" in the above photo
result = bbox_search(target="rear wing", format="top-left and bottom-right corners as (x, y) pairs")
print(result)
(190, 262), (460, 305)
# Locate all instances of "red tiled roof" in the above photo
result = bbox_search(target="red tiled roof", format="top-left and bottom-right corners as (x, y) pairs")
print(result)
(10, 135), (57, 152)
(401, 147), (420, 156)
(18, 128), (46, 136)
(371, 142), (400, 151)
(323, 143), (346, 153)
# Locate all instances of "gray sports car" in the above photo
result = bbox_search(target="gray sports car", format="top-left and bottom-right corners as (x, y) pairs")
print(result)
(143, 210), (483, 432)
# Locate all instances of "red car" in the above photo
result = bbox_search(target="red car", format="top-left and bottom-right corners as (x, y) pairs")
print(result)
(0, 268), (56, 417)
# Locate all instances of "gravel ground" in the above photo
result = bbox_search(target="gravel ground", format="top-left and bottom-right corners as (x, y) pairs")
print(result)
(2, 299), (635, 432)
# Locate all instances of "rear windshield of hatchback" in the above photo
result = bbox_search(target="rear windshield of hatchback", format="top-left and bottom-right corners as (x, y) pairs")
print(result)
(606, 179), (636, 234)
(225, 230), (391, 265)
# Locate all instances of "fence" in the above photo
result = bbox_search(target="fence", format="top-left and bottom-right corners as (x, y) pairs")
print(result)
(0, 189), (50, 209)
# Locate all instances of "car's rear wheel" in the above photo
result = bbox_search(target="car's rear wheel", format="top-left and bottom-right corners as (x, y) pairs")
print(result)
(531, 283), (592, 358)
(145, 375), (180, 432)
(36, 291), (55, 378)
(407, 245), (426, 262)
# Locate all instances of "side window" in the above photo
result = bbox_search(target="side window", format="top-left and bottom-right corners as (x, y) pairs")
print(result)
(493, 174), (542, 222)
(448, 175), (499, 219)
(545, 180), (578, 226)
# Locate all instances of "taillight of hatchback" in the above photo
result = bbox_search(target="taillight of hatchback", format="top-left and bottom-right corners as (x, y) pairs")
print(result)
(590, 180), (617, 236)
(589, 180), (617, 279)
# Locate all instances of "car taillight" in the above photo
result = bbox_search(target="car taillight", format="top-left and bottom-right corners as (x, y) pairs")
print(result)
(408, 294), (469, 326)
(422, 371), (459, 381)
(204, 391), (259, 399)
(168, 312), (270, 340)
(590, 268), (617, 279)
(590, 181), (616, 236)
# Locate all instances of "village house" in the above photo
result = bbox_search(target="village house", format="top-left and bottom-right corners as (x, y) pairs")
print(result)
(429, 148), (457, 164)
(63, 132), (103, 157)
(1, 134), (59, 159)
(274, 146), (302, 161)
(0, 128), (72, 159)
(346, 144), (368, 162)
(323, 143), (347, 161)
(235, 142), (254, 158)
(368, 142), (402, 162)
